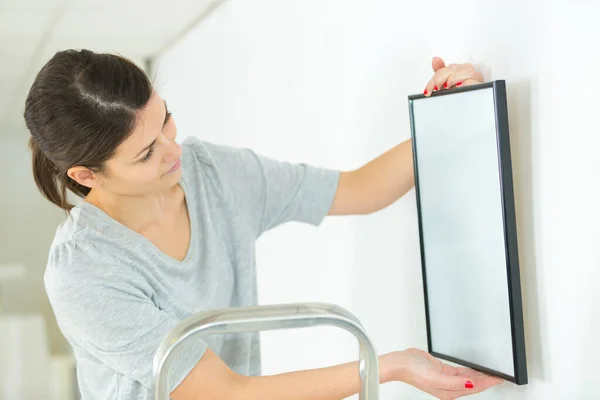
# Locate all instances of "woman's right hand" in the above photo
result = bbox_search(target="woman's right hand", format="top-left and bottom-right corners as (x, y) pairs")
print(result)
(382, 348), (504, 399)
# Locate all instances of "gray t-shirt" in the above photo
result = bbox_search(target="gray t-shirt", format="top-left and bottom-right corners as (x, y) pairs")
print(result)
(44, 137), (340, 400)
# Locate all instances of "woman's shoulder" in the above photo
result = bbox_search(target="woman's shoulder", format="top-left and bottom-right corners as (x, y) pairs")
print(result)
(45, 205), (136, 290)
(180, 136), (212, 164)
(180, 136), (251, 168)
(45, 223), (102, 303)
(179, 137), (216, 182)
(179, 136), (246, 192)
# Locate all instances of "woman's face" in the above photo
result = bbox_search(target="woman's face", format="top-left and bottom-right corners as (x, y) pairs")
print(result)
(96, 92), (183, 197)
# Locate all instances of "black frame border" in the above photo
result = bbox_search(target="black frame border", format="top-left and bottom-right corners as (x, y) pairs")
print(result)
(408, 80), (528, 385)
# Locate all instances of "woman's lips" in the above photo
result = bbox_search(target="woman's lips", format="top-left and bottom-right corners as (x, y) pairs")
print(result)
(167, 158), (181, 174)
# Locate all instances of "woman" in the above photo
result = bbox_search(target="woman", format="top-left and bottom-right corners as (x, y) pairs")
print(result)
(25, 49), (501, 400)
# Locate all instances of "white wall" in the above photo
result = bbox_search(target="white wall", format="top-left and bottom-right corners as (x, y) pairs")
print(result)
(154, 0), (600, 398)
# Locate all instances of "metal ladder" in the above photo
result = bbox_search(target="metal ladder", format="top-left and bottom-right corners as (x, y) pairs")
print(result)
(152, 302), (380, 399)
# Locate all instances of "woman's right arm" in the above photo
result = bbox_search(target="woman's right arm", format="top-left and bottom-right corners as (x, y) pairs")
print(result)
(171, 347), (504, 400)
(171, 348), (396, 400)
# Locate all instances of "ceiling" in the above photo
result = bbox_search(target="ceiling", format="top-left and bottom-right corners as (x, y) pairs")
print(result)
(0, 0), (224, 136)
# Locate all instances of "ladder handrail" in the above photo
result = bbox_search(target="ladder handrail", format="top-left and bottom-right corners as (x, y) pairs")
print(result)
(152, 302), (380, 399)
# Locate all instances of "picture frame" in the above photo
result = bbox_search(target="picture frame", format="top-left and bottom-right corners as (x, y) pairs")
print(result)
(408, 80), (528, 385)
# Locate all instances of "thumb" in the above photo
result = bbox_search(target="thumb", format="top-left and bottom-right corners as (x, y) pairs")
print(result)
(435, 373), (475, 391)
(431, 56), (446, 72)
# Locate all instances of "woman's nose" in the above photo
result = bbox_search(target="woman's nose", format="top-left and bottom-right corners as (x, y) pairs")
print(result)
(163, 140), (182, 163)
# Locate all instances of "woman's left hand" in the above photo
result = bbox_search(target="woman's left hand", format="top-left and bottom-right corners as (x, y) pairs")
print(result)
(424, 57), (484, 96)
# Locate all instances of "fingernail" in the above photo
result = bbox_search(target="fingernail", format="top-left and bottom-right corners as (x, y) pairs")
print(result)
(456, 82), (462, 87)
(443, 82), (448, 88)
(465, 380), (474, 389)
(423, 89), (428, 95)
(434, 85), (439, 91)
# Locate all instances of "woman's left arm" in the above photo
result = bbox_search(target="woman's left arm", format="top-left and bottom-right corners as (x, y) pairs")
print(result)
(328, 57), (485, 216)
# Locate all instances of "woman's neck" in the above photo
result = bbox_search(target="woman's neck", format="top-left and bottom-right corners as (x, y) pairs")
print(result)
(85, 185), (185, 233)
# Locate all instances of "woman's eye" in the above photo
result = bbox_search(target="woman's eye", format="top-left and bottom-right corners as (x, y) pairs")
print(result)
(139, 111), (171, 164)
(140, 146), (154, 163)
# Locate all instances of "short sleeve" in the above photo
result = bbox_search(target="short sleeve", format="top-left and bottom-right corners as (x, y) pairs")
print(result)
(186, 138), (340, 237)
(44, 249), (208, 392)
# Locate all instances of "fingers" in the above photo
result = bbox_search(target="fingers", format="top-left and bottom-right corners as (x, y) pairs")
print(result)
(429, 368), (504, 399)
(432, 57), (446, 72)
(424, 63), (456, 95)
(439, 362), (460, 377)
(452, 370), (505, 394)
(423, 65), (451, 95)
(454, 367), (482, 377)
(455, 368), (504, 386)
(423, 62), (484, 97)
(459, 78), (483, 87)
(455, 367), (497, 378)
(445, 67), (484, 88)
(477, 374), (505, 387)
(429, 377), (504, 400)
(433, 369), (503, 391)
(419, 351), (459, 376)
(434, 372), (477, 391)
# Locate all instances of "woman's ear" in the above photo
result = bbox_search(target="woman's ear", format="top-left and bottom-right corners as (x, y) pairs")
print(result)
(67, 166), (103, 189)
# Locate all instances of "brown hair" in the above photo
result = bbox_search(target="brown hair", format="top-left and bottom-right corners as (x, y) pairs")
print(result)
(23, 49), (153, 211)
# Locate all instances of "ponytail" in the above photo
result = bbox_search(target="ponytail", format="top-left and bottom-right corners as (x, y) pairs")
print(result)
(29, 137), (68, 211)
(29, 138), (91, 212)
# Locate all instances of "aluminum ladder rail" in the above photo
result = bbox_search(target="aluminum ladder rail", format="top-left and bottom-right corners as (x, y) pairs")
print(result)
(152, 302), (380, 399)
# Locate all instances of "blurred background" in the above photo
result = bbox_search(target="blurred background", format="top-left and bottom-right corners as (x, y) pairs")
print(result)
(0, 0), (599, 399)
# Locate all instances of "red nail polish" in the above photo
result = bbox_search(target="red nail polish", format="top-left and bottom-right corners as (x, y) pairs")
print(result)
(456, 82), (462, 87)
(465, 381), (474, 389)
(443, 82), (448, 88)
(434, 85), (439, 91)
(423, 89), (428, 95)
